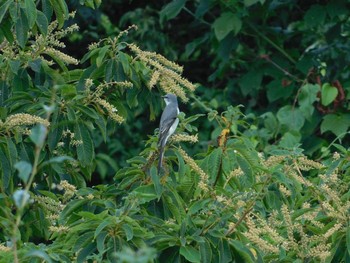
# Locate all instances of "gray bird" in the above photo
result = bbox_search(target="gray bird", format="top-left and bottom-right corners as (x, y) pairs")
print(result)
(158, 94), (179, 172)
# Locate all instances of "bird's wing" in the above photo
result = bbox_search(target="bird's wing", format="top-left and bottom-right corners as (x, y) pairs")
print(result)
(158, 105), (178, 146)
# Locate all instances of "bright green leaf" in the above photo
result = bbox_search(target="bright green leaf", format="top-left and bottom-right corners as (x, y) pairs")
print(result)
(25, 0), (37, 28)
(36, 10), (48, 35)
(321, 83), (338, 106)
(180, 246), (200, 263)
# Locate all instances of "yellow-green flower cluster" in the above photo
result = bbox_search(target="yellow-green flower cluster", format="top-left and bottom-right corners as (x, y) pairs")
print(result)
(0, 244), (11, 252)
(96, 98), (124, 124)
(57, 180), (77, 201)
(62, 129), (82, 147)
(49, 225), (69, 233)
(35, 195), (64, 226)
(178, 148), (209, 192)
(128, 43), (196, 102)
(171, 133), (198, 144)
(0, 114), (50, 136)
(1, 12), (79, 71)
(85, 80), (132, 124)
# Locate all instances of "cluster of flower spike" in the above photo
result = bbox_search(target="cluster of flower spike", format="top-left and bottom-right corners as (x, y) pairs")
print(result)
(128, 43), (196, 102)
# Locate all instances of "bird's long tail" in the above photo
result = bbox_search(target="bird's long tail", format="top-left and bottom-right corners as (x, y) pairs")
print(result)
(158, 146), (165, 174)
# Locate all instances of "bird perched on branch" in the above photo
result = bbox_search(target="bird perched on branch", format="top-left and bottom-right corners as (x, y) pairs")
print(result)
(158, 94), (179, 173)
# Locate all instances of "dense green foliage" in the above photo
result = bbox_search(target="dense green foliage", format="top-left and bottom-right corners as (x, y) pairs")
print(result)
(0, 0), (350, 262)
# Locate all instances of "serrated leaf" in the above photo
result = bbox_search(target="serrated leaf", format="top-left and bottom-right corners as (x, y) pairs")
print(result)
(213, 12), (242, 41)
(0, 147), (12, 189)
(200, 148), (222, 183)
(50, 0), (68, 28)
(75, 123), (94, 166)
(16, 8), (29, 48)
(346, 226), (350, 256)
(180, 246), (200, 263)
(36, 10), (48, 35)
(199, 238), (212, 263)
(25, 0), (37, 28)
(229, 240), (255, 263)
(150, 166), (162, 197)
(321, 83), (338, 106)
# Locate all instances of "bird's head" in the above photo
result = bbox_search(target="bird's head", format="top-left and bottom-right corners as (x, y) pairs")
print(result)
(162, 94), (178, 105)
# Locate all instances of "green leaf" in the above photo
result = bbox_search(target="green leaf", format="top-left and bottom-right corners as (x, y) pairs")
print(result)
(24, 0), (37, 28)
(298, 83), (319, 120)
(150, 166), (162, 197)
(200, 148), (222, 184)
(41, 156), (74, 168)
(14, 161), (32, 184)
(219, 239), (232, 263)
(239, 70), (262, 97)
(213, 12), (242, 41)
(304, 4), (326, 28)
(30, 124), (47, 148)
(96, 45), (110, 67)
(277, 106), (305, 131)
(346, 226), (350, 256)
(0, 0), (12, 24)
(96, 231), (108, 253)
(74, 105), (99, 119)
(279, 131), (301, 148)
(16, 8), (29, 48)
(122, 224), (133, 241)
(0, 147), (12, 189)
(133, 184), (158, 204)
(320, 114), (350, 137)
(199, 238), (212, 263)
(160, 0), (186, 22)
(50, 0), (68, 28)
(180, 246), (201, 263)
(24, 250), (53, 263)
(94, 219), (112, 239)
(36, 10), (48, 35)
(321, 83), (338, 106)
(229, 240), (255, 263)
(76, 243), (96, 262)
(75, 123), (94, 166)
(244, 0), (264, 6)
